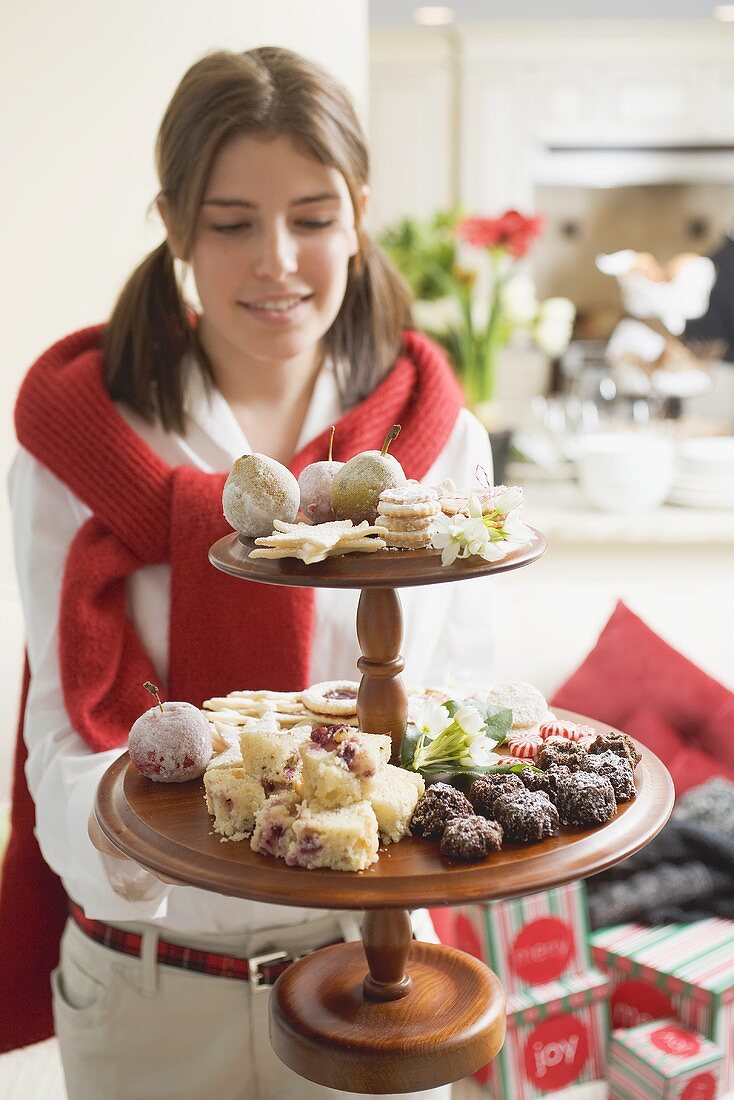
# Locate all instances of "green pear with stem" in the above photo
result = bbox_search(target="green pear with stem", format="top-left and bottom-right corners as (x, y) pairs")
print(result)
(331, 424), (406, 524)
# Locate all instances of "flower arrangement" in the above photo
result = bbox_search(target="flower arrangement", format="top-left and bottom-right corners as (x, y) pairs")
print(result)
(401, 694), (532, 787)
(430, 483), (534, 567)
(381, 208), (576, 409)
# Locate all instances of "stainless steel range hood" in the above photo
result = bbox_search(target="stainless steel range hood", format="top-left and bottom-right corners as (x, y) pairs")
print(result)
(536, 144), (734, 188)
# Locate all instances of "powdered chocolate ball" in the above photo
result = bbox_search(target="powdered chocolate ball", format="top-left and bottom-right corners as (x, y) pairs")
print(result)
(539, 740), (588, 772)
(129, 702), (211, 783)
(521, 764), (571, 802)
(410, 782), (473, 839)
(555, 771), (616, 826)
(493, 790), (560, 843)
(588, 732), (642, 769)
(585, 751), (637, 803)
(469, 773), (525, 818)
(440, 815), (503, 861)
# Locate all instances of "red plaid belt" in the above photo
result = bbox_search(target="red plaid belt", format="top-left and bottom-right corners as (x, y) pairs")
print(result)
(68, 902), (341, 988)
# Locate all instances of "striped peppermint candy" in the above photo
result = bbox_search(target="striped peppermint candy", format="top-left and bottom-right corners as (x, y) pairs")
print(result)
(577, 728), (597, 749)
(507, 732), (543, 759)
(538, 719), (581, 742)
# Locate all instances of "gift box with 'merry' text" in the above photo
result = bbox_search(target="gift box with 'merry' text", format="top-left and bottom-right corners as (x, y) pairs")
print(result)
(451, 881), (591, 995)
(591, 919), (734, 1093)
(607, 1018), (723, 1100)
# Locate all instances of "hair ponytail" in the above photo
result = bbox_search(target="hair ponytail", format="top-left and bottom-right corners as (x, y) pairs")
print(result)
(104, 241), (207, 433)
(329, 235), (414, 407)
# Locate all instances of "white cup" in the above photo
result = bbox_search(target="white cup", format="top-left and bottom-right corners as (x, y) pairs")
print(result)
(574, 433), (675, 513)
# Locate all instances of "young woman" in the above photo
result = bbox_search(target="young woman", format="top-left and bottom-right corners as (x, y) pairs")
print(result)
(3, 47), (494, 1100)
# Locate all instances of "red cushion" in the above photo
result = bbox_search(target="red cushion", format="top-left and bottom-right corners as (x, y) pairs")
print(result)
(624, 708), (734, 796)
(550, 601), (734, 768)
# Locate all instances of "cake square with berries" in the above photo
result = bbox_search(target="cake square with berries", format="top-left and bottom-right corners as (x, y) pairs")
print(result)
(285, 800), (380, 871)
(250, 790), (301, 859)
(363, 764), (425, 844)
(203, 767), (266, 840)
(240, 717), (310, 791)
(300, 726), (391, 809)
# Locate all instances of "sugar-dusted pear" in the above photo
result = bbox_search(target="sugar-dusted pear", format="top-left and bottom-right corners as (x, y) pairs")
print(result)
(331, 425), (406, 524)
(298, 426), (343, 523)
(222, 453), (300, 537)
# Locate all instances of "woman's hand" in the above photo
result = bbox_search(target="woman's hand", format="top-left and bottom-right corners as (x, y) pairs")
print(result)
(87, 810), (128, 859)
(87, 811), (179, 886)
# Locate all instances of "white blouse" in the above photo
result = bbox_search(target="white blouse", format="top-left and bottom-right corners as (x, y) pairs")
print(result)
(8, 356), (496, 935)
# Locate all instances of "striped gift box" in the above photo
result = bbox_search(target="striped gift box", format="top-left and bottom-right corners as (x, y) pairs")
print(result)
(591, 920), (734, 1093)
(454, 881), (591, 995)
(607, 1018), (722, 1099)
(477, 967), (610, 1099)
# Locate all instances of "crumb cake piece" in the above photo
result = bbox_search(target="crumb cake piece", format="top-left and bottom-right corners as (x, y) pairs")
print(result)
(362, 764), (425, 844)
(299, 726), (391, 810)
(285, 800), (379, 871)
(240, 718), (310, 792)
(206, 738), (243, 772)
(250, 790), (301, 859)
(203, 767), (266, 840)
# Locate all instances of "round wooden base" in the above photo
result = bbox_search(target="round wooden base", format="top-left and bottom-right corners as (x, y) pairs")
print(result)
(270, 940), (506, 1094)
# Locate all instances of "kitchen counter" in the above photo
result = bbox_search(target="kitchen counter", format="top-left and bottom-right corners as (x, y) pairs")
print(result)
(519, 479), (734, 545)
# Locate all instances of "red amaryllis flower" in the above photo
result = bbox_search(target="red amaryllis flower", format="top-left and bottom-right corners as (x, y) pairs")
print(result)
(457, 210), (544, 258)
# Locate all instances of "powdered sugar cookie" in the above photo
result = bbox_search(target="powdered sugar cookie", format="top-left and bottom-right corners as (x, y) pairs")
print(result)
(376, 513), (435, 533)
(378, 484), (439, 518)
(382, 529), (433, 549)
(483, 681), (548, 730)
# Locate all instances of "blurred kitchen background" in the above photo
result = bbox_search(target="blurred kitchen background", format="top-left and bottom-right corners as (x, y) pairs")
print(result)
(2, 0), (734, 828)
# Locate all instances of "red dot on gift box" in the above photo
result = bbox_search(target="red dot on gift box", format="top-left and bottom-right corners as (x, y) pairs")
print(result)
(510, 917), (575, 984)
(523, 1013), (589, 1090)
(681, 1072), (717, 1100)
(611, 980), (675, 1029)
(650, 1025), (701, 1057)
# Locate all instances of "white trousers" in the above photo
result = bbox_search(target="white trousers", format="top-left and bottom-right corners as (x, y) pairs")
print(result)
(52, 916), (453, 1100)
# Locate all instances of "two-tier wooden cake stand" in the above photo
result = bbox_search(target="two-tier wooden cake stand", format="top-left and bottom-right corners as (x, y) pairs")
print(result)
(95, 529), (674, 1095)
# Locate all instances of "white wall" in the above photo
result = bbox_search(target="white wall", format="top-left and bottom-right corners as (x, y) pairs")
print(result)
(0, 0), (368, 800)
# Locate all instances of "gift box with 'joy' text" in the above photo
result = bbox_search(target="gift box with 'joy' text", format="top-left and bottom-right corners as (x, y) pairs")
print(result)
(591, 919), (734, 1094)
(607, 1018), (723, 1100)
(476, 968), (610, 1099)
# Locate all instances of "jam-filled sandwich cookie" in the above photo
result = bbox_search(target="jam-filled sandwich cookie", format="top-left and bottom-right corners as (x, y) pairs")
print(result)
(376, 483), (440, 549)
(301, 680), (359, 724)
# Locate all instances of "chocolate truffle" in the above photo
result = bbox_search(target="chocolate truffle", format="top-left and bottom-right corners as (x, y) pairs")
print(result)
(493, 790), (560, 843)
(588, 732), (642, 769)
(469, 773), (525, 818)
(440, 815), (504, 861)
(585, 751), (637, 803)
(555, 771), (616, 827)
(521, 764), (571, 802)
(410, 782), (473, 839)
(539, 740), (589, 772)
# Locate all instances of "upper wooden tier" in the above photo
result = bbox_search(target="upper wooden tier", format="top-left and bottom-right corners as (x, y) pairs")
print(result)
(209, 529), (548, 590)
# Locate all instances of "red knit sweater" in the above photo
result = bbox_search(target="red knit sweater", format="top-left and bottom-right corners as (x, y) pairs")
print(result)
(0, 324), (463, 1051)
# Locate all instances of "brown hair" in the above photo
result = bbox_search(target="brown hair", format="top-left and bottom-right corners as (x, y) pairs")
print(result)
(104, 47), (413, 433)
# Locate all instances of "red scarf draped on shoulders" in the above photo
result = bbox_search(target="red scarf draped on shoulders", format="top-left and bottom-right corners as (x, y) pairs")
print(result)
(0, 324), (463, 1051)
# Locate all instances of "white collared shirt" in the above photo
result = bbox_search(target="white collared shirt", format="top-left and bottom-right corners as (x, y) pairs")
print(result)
(8, 355), (496, 934)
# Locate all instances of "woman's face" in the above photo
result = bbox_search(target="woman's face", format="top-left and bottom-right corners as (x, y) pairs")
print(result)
(185, 133), (361, 369)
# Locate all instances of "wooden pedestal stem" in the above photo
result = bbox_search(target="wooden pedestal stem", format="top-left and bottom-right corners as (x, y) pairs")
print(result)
(362, 909), (413, 1002)
(356, 587), (408, 764)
